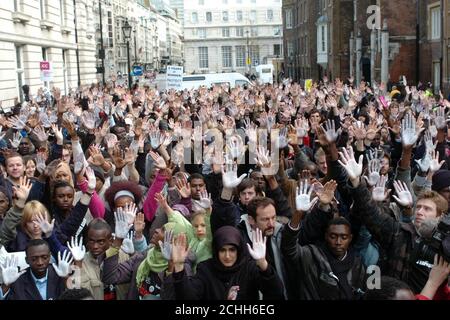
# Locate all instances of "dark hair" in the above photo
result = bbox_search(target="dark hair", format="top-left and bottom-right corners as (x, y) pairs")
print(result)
(188, 173), (205, 183)
(326, 217), (351, 230)
(87, 218), (112, 234)
(52, 181), (74, 195)
(58, 288), (94, 300)
(363, 276), (412, 300)
(26, 239), (50, 255)
(104, 181), (143, 210)
(247, 197), (275, 219)
(237, 178), (257, 195)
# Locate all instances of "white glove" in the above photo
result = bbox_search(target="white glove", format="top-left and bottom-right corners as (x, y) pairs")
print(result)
(372, 175), (389, 202)
(338, 146), (363, 181)
(67, 236), (86, 262)
(85, 166), (97, 192)
(222, 163), (246, 189)
(52, 250), (73, 278)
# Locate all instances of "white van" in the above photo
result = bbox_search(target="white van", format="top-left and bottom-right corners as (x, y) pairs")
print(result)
(181, 72), (252, 90)
(255, 64), (274, 84)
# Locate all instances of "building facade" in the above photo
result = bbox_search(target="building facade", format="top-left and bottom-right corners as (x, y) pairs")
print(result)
(1, 0), (97, 105)
(183, 0), (283, 75)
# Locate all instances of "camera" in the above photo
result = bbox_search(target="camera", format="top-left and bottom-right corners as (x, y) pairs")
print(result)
(416, 214), (450, 262)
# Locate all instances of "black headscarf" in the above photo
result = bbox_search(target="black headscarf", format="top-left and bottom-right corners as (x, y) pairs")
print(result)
(211, 226), (247, 281)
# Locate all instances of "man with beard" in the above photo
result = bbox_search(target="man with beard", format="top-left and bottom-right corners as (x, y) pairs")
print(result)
(210, 161), (293, 298)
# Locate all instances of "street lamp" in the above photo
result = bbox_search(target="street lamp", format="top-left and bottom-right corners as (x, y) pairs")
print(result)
(122, 18), (132, 90)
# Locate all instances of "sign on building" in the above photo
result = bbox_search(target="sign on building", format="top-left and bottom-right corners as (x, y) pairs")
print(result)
(40, 61), (53, 82)
(166, 65), (183, 90)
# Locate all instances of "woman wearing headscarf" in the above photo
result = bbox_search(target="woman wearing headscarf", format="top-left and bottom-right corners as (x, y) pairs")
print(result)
(171, 226), (284, 300)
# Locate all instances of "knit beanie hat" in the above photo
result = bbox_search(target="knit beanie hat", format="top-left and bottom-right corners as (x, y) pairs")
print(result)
(432, 170), (450, 192)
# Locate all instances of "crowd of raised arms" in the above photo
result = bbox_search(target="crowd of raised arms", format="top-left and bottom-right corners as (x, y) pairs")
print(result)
(0, 76), (449, 301)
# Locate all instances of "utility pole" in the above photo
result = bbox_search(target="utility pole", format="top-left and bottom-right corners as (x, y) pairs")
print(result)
(98, 0), (105, 84)
(134, 29), (137, 64)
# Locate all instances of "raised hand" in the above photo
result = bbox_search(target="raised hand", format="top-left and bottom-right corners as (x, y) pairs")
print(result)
(67, 236), (86, 262)
(320, 119), (341, 143)
(7, 115), (27, 130)
(363, 151), (381, 186)
(433, 106), (448, 130)
(0, 256), (26, 286)
(222, 162), (246, 189)
(392, 180), (413, 207)
(36, 151), (47, 174)
(429, 150), (445, 174)
(171, 233), (188, 266)
(85, 166), (97, 193)
(114, 208), (133, 239)
(255, 145), (274, 176)
(159, 229), (174, 261)
(9, 132), (23, 149)
(338, 146), (363, 184)
(62, 119), (78, 140)
(175, 176), (191, 199)
(247, 228), (267, 261)
(121, 231), (135, 255)
(296, 179), (319, 212)
(415, 152), (432, 173)
(52, 250), (73, 278)
(111, 145), (127, 170)
(227, 135), (245, 160)
(51, 124), (64, 144)
(34, 212), (55, 238)
(104, 133), (118, 149)
(12, 176), (32, 209)
(149, 150), (167, 169)
(277, 127), (289, 149)
(372, 175), (390, 202)
(81, 111), (96, 130)
(122, 202), (138, 225)
(401, 113), (422, 147)
(295, 118), (310, 138)
(198, 189), (212, 210)
(316, 180), (337, 205)
(149, 129), (162, 149)
(87, 144), (106, 167)
(33, 125), (48, 142)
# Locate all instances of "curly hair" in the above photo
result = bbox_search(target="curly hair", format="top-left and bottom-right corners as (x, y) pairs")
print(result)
(104, 181), (143, 210)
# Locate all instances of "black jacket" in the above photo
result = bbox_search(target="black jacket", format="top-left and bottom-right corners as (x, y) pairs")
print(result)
(281, 224), (367, 300)
(5, 266), (65, 300)
(173, 258), (284, 300)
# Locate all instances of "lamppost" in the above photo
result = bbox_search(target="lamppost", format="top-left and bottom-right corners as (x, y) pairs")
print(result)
(122, 18), (132, 90)
(133, 29), (138, 64)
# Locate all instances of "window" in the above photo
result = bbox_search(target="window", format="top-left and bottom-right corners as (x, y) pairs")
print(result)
(285, 9), (292, 29)
(222, 0), (228, 3)
(108, 11), (113, 48)
(198, 28), (206, 38)
(273, 26), (281, 36)
(236, 27), (244, 37)
(287, 41), (294, 57)
(222, 28), (230, 37)
(15, 45), (24, 102)
(199, 47), (208, 68)
(40, 0), (46, 20)
(237, 0), (242, 3)
(274, 44), (281, 56)
(267, 9), (273, 21)
(251, 26), (258, 37)
(198, 0), (204, 5)
(14, 0), (20, 12)
(250, 10), (256, 22)
(235, 45), (246, 67)
(251, 0), (256, 3)
(206, 12), (212, 22)
(60, 0), (65, 26)
(192, 28), (198, 36)
(223, 11), (229, 22)
(249, 45), (259, 66)
(321, 26), (326, 52)
(192, 12), (198, 23)
(222, 46), (232, 68)
(236, 11), (243, 22)
(430, 6), (441, 40)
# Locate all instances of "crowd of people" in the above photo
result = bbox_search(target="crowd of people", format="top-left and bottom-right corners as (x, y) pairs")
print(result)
(0, 76), (449, 300)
